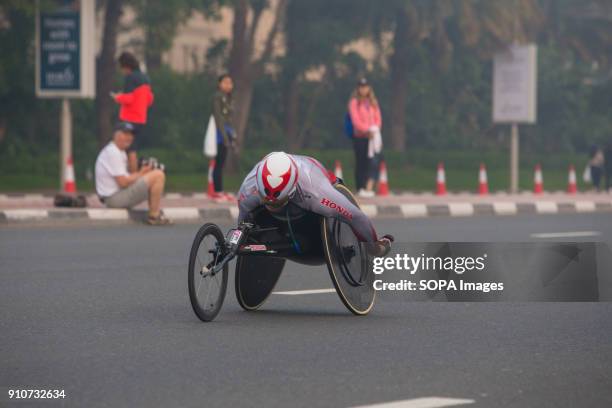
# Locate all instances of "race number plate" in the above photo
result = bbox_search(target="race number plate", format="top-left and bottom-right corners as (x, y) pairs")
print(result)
(229, 229), (243, 245)
(243, 244), (267, 251)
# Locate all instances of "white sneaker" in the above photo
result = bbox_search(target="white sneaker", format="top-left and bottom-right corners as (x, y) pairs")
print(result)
(357, 189), (375, 198)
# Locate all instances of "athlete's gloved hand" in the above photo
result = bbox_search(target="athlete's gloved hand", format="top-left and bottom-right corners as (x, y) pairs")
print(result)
(368, 234), (394, 257)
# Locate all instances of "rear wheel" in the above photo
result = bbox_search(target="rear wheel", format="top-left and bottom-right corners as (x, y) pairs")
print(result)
(188, 223), (228, 322)
(322, 183), (376, 315)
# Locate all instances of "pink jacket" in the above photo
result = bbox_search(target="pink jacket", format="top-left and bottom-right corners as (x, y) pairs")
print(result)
(348, 97), (382, 137)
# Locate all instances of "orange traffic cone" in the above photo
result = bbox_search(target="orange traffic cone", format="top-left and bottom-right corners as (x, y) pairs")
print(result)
(334, 160), (343, 180)
(207, 159), (216, 197)
(63, 156), (76, 193)
(436, 162), (446, 195)
(533, 164), (543, 194)
(478, 163), (489, 195)
(567, 164), (577, 194)
(377, 161), (389, 196)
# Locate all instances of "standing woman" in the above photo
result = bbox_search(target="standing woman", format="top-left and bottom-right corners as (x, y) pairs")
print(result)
(212, 74), (237, 201)
(348, 78), (382, 197)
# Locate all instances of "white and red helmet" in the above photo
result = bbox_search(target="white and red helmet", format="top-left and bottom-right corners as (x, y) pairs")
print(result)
(256, 152), (298, 207)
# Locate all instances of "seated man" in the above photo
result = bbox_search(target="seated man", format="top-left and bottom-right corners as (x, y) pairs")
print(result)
(95, 122), (170, 225)
(237, 151), (393, 256)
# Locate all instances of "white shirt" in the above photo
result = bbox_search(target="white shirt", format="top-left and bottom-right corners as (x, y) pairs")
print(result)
(95, 142), (128, 197)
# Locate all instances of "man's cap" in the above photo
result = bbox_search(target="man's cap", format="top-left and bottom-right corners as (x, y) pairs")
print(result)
(115, 122), (135, 134)
(357, 77), (369, 86)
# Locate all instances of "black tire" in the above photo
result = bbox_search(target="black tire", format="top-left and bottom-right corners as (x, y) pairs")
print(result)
(322, 183), (376, 315)
(188, 223), (229, 322)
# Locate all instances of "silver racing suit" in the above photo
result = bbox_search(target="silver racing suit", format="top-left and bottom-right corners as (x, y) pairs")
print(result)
(237, 155), (378, 243)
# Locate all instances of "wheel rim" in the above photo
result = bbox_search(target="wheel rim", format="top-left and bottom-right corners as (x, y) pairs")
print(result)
(192, 235), (224, 314)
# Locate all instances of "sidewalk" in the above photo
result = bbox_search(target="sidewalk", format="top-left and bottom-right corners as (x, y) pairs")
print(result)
(1, 191), (611, 225)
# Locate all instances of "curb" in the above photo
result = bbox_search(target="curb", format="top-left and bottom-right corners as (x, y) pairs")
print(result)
(2, 201), (612, 225)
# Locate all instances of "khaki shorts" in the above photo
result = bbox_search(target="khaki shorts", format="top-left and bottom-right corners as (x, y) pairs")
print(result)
(104, 177), (148, 208)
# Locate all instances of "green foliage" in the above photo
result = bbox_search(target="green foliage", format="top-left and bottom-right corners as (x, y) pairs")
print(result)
(1, 0), (612, 191)
(145, 68), (216, 151)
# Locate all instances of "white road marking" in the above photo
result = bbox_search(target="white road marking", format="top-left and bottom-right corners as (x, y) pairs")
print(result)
(534, 201), (558, 214)
(448, 203), (474, 217)
(273, 288), (336, 295)
(350, 397), (475, 408)
(161, 207), (199, 220)
(574, 201), (596, 212)
(531, 231), (601, 239)
(23, 194), (46, 200)
(229, 206), (239, 219)
(3, 209), (48, 220)
(400, 204), (427, 218)
(493, 202), (517, 215)
(361, 204), (378, 217)
(87, 209), (129, 220)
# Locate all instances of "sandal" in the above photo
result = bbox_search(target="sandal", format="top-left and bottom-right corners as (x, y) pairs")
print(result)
(146, 211), (172, 225)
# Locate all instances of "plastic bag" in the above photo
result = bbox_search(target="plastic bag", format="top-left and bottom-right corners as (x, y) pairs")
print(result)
(203, 115), (217, 158)
(582, 165), (591, 183)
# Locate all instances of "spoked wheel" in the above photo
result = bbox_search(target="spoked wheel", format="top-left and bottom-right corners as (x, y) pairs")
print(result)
(188, 223), (229, 322)
(322, 183), (375, 315)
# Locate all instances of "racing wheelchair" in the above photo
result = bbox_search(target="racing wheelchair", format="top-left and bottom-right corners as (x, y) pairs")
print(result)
(188, 183), (375, 322)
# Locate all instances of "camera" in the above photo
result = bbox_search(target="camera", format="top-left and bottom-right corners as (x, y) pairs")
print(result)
(139, 157), (166, 172)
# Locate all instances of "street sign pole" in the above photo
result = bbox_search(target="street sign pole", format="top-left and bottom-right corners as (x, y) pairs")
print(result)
(36, 0), (95, 192)
(60, 98), (72, 190)
(493, 44), (537, 194)
(510, 123), (519, 193)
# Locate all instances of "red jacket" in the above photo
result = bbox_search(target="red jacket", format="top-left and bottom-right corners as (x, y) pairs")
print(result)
(115, 70), (154, 124)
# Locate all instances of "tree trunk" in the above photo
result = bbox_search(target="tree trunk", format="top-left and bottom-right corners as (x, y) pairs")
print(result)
(226, 0), (251, 172)
(226, 0), (285, 171)
(389, 8), (410, 152)
(284, 76), (300, 151)
(95, 0), (123, 148)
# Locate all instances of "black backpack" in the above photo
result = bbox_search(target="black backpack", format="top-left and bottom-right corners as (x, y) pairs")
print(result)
(54, 193), (88, 208)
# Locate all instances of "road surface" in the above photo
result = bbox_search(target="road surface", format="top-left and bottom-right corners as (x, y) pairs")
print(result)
(1, 214), (611, 407)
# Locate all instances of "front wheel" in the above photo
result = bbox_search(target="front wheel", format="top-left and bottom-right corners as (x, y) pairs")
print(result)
(188, 223), (229, 322)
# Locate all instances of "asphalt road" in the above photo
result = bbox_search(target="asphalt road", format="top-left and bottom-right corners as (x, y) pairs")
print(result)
(1, 214), (612, 407)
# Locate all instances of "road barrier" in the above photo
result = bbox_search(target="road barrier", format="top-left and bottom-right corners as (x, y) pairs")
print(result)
(534, 164), (543, 194)
(63, 157), (77, 193)
(334, 160), (343, 180)
(478, 163), (489, 195)
(567, 164), (577, 194)
(377, 161), (389, 196)
(436, 163), (447, 195)
(207, 159), (216, 197)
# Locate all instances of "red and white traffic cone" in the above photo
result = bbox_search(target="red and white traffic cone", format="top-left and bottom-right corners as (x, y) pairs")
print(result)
(334, 160), (343, 180)
(567, 164), (577, 194)
(63, 156), (76, 193)
(533, 164), (543, 194)
(207, 159), (216, 197)
(377, 161), (389, 196)
(436, 162), (446, 195)
(478, 163), (489, 195)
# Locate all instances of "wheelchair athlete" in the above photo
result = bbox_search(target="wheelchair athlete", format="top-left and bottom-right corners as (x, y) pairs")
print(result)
(237, 152), (393, 257)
